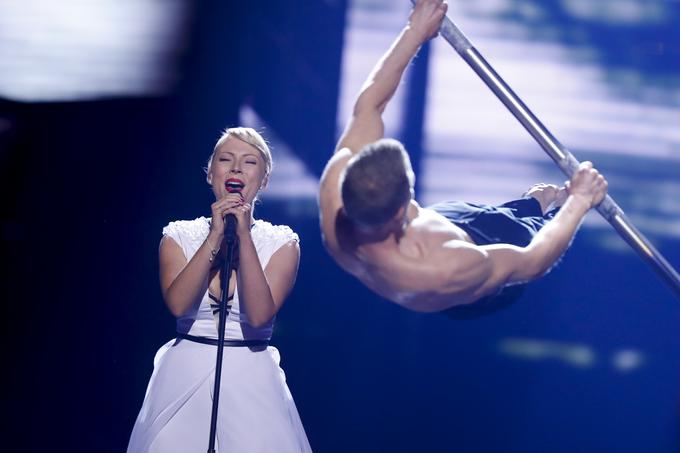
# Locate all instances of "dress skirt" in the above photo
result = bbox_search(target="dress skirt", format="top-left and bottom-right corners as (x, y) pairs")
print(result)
(127, 338), (312, 452)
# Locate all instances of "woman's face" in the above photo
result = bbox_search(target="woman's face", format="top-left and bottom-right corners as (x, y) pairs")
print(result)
(208, 136), (267, 204)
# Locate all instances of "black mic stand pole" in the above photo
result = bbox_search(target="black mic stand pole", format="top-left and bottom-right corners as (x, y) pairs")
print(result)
(207, 215), (238, 453)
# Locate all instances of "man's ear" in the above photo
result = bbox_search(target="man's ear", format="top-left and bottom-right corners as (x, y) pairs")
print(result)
(394, 204), (407, 221)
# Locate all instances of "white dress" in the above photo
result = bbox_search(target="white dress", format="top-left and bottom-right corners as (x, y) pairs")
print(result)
(127, 217), (312, 453)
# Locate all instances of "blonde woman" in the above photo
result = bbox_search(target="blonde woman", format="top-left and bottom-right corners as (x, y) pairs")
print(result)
(128, 127), (311, 452)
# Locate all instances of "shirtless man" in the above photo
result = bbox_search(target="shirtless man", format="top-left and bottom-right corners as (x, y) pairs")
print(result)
(318, 0), (608, 313)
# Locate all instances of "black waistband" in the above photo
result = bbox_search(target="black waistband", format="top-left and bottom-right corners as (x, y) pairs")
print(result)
(177, 332), (269, 347)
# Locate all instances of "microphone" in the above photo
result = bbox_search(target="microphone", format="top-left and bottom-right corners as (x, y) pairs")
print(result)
(224, 214), (237, 243)
(223, 180), (242, 243)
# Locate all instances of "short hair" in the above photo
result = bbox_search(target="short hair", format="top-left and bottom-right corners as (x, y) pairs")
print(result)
(341, 138), (415, 227)
(206, 127), (273, 180)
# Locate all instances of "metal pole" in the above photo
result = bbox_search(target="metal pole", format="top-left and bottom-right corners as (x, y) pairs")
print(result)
(428, 6), (680, 298)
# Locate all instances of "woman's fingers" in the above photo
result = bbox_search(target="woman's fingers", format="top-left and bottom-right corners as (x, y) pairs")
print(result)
(209, 193), (248, 233)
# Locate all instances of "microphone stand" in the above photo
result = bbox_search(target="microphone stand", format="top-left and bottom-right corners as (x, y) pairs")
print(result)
(207, 215), (238, 453)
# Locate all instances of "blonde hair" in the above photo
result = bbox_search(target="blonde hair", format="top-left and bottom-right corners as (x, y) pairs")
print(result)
(205, 127), (273, 179)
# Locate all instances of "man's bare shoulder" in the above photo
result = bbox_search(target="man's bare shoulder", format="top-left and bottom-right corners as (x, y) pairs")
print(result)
(319, 148), (352, 195)
(319, 149), (354, 254)
(407, 204), (475, 244)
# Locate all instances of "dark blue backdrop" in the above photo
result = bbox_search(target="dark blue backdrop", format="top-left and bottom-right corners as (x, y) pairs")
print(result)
(1, 1), (679, 451)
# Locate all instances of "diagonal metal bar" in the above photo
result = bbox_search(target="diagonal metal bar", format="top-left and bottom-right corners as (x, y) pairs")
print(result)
(428, 7), (680, 299)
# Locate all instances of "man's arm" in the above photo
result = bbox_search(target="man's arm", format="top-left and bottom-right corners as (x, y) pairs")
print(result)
(335, 0), (446, 154)
(402, 161), (608, 312)
(359, 175), (601, 313)
(319, 0), (447, 253)
(474, 162), (608, 297)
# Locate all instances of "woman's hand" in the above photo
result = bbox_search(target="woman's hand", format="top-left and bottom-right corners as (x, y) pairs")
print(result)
(210, 192), (252, 238)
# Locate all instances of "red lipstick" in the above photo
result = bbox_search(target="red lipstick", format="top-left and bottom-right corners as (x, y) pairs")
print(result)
(225, 178), (245, 193)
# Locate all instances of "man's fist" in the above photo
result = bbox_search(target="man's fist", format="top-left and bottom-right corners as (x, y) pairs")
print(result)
(566, 161), (608, 209)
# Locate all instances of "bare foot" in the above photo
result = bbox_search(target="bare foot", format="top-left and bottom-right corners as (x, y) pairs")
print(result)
(523, 183), (562, 215)
(552, 186), (568, 210)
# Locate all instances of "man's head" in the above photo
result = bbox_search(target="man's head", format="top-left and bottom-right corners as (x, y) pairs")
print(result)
(340, 138), (415, 228)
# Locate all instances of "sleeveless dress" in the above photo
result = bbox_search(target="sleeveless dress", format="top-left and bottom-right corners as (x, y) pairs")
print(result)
(127, 217), (312, 453)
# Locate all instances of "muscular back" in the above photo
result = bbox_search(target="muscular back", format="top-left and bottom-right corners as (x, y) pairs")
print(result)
(319, 151), (498, 311)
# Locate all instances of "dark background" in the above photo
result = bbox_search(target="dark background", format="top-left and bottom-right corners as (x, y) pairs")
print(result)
(1, 1), (679, 452)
